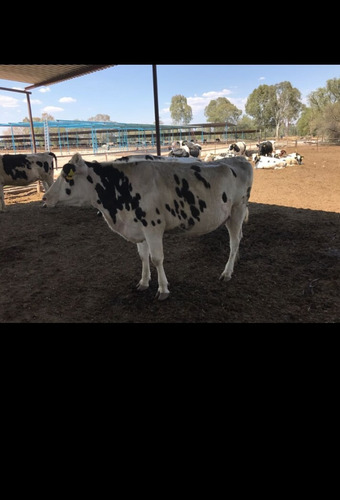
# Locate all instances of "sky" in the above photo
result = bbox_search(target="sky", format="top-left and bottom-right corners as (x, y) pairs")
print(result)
(0, 64), (339, 127)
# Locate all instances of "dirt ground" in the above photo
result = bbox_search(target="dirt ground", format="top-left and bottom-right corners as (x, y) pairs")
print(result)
(1, 143), (339, 323)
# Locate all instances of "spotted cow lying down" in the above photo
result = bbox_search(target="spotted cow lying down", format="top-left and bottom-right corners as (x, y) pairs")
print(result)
(43, 153), (253, 300)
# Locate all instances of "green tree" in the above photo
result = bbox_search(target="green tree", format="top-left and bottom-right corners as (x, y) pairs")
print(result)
(308, 78), (340, 110)
(273, 81), (302, 137)
(245, 84), (275, 131)
(237, 114), (256, 130)
(169, 95), (192, 125)
(296, 106), (317, 136)
(245, 82), (302, 138)
(307, 78), (340, 140)
(204, 97), (241, 124)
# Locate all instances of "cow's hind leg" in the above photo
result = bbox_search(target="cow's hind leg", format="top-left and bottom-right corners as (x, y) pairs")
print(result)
(146, 234), (170, 300)
(220, 204), (248, 282)
(0, 184), (6, 212)
(136, 241), (151, 291)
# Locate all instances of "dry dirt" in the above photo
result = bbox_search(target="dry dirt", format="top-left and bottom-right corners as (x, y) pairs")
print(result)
(1, 144), (339, 323)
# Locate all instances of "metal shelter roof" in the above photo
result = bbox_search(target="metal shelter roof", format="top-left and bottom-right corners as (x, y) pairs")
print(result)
(0, 64), (163, 154)
(0, 65), (116, 89)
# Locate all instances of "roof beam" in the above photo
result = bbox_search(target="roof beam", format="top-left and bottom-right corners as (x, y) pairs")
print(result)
(24, 65), (114, 90)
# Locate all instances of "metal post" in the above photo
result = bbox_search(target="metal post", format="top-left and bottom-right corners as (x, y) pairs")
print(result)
(26, 92), (37, 153)
(152, 65), (161, 156)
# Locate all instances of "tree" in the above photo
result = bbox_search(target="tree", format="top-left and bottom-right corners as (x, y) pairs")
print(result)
(307, 78), (340, 140)
(296, 106), (317, 136)
(273, 81), (302, 137)
(88, 114), (111, 122)
(308, 78), (340, 110)
(245, 82), (302, 138)
(169, 95), (193, 125)
(204, 97), (241, 124)
(245, 84), (275, 132)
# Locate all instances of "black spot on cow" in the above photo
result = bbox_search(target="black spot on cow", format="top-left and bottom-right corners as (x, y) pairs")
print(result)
(2, 154), (29, 181)
(222, 192), (228, 203)
(66, 188), (71, 196)
(87, 175), (93, 183)
(190, 164), (201, 173)
(198, 199), (207, 212)
(90, 163), (147, 226)
(190, 205), (200, 219)
(193, 171), (210, 188)
(175, 177), (195, 205)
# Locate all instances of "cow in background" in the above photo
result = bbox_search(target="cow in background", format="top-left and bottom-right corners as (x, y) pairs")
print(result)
(0, 152), (57, 211)
(229, 141), (247, 156)
(257, 141), (275, 156)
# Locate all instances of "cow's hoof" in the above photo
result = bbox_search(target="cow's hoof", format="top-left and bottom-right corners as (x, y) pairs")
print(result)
(136, 284), (149, 292)
(155, 291), (170, 301)
(219, 274), (232, 282)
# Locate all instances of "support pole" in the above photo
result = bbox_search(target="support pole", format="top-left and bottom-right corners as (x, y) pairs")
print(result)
(152, 65), (161, 156)
(26, 93), (36, 154)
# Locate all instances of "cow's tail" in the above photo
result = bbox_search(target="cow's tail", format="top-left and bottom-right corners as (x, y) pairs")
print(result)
(48, 152), (58, 170)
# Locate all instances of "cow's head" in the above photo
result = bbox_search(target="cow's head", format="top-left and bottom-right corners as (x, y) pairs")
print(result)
(43, 153), (92, 207)
(229, 143), (240, 152)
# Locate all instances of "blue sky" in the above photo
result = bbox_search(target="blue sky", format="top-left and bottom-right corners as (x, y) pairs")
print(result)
(0, 64), (339, 126)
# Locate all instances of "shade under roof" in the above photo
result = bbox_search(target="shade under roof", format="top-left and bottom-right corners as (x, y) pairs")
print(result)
(0, 64), (115, 90)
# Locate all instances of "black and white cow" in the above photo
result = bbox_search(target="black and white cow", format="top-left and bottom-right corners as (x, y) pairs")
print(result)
(182, 140), (202, 158)
(0, 152), (57, 211)
(257, 141), (275, 156)
(43, 153), (253, 300)
(168, 140), (201, 158)
(229, 142), (247, 156)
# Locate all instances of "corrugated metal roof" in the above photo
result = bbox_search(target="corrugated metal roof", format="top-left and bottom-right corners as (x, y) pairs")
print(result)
(0, 64), (115, 89)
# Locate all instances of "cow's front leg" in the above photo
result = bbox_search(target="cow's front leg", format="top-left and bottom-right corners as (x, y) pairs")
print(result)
(136, 241), (151, 291)
(147, 235), (170, 300)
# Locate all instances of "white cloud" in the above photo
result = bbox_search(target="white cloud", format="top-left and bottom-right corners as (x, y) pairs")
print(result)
(259, 76), (266, 81)
(39, 86), (51, 93)
(42, 106), (63, 113)
(21, 98), (42, 105)
(59, 97), (76, 103)
(187, 88), (232, 116)
(0, 95), (20, 108)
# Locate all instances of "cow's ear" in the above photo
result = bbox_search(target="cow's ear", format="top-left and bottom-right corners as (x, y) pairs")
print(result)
(69, 153), (88, 175)
(70, 152), (83, 164)
(63, 163), (76, 181)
